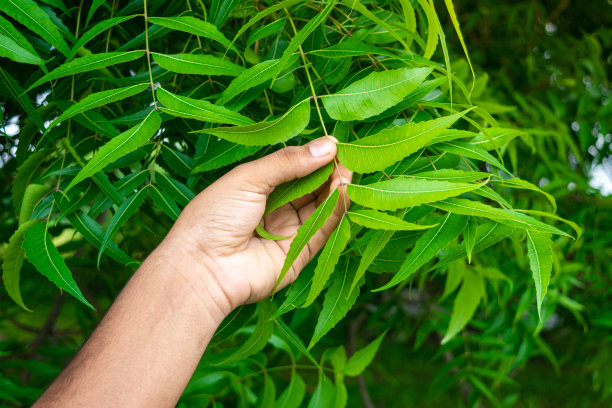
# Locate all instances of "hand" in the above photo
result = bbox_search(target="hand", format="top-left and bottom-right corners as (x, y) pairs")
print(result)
(160, 136), (352, 317)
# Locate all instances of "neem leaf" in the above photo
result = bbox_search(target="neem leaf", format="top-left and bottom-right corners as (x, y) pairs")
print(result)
(0, 33), (45, 64)
(343, 331), (386, 376)
(303, 216), (351, 307)
(190, 141), (261, 174)
(278, 189), (339, 288)
(204, 99), (310, 146)
(337, 109), (471, 172)
(157, 87), (254, 125)
(430, 198), (571, 237)
(265, 162), (333, 215)
(218, 55), (299, 104)
(469, 128), (525, 151)
(376, 213), (469, 291)
(49, 83), (149, 129)
(346, 178), (487, 211)
(526, 230), (553, 319)
(27, 51), (145, 91)
(148, 16), (235, 50)
(273, 372), (306, 408)
(69, 15), (138, 59)
(273, 0), (337, 80)
(149, 185), (181, 221)
(66, 110), (161, 191)
(348, 209), (436, 231)
(465, 216), (477, 263)
(2, 0), (70, 56)
(441, 269), (484, 344)
(152, 53), (243, 76)
(2, 220), (40, 311)
(22, 223), (93, 309)
(97, 188), (148, 266)
(321, 67), (433, 121)
(309, 258), (363, 349)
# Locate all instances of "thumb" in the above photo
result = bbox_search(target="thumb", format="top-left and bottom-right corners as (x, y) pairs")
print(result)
(232, 137), (338, 193)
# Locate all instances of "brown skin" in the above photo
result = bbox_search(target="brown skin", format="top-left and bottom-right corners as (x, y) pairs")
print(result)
(34, 136), (351, 408)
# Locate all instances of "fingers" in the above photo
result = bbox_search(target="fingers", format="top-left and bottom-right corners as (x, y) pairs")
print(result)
(230, 136), (338, 194)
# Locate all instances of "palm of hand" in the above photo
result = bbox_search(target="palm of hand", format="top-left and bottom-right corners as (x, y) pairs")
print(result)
(166, 144), (350, 311)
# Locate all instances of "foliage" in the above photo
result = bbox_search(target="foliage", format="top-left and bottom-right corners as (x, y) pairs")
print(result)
(0, 0), (609, 406)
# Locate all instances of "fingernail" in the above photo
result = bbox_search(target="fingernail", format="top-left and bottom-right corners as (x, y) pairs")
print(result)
(309, 138), (336, 158)
(340, 177), (351, 185)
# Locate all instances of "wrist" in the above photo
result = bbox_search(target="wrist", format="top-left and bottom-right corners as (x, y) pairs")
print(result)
(149, 237), (234, 323)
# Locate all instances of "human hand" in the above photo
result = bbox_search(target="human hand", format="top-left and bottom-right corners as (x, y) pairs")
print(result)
(159, 136), (352, 317)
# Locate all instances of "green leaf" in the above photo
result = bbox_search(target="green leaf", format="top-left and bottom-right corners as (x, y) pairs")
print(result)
(343, 331), (386, 376)
(309, 40), (391, 59)
(190, 140), (261, 174)
(27, 51), (145, 91)
(273, 0), (337, 80)
(98, 188), (149, 266)
(49, 84), (149, 129)
(2, 220), (40, 311)
(1, 0), (70, 56)
(376, 213), (469, 291)
(349, 208), (409, 294)
(346, 177), (487, 211)
(218, 55), (299, 104)
(209, 0), (241, 27)
(155, 172), (195, 207)
(274, 372), (306, 408)
(22, 223), (93, 309)
(309, 258), (363, 349)
(321, 67), (433, 121)
(0, 66), (45, 131)
(215, 302), (274, 364)
(339, 0), (410, 50)
(256, 224), (290, 240)
(492, 177), (556, 212)
(416, 0), (439, 58)
(148, 16), (235, 50)
(265, 162), (333, 215)
(307, 375), (336, 408)
(228, 0), (305, 49)
(149, 185), (181, 221)
(337, 109), (471, 172)
(438, 141), (508, 173)
(66, 110), (161, 191)
(204, 99), (310, 146)
(526, 231), (553, 319)
(246, 18), (286, 49)
(278, 189), (339, 288)
(432, 221), (514, 272)
(0, 33), (45, 64)
(160, 145), (194, 178)
(64, 211), (134, 266)
(157, 87), (253, 125)
(441, 269), (485, 344)
(0, 15), (39, 59)
(11, 149), (52, 209)
(469, 128), (525, 151)
(84, 0), (106, 29)
(465, 216), (477, 263)
(69, 16), (138, 60)
(429, 198), (571, 237)
(274, 261), (315, 318)
(348, 209), (435, 231)
(151, 53), (243, 76)
(303, 216), (351, 307)
(406, 169), (491, 183)
(18, 184), (50, 226)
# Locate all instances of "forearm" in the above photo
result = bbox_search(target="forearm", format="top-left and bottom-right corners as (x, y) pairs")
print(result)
(34, 242), (228, 408)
